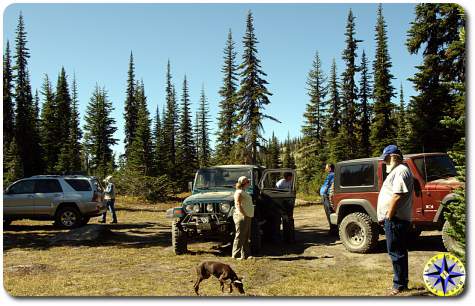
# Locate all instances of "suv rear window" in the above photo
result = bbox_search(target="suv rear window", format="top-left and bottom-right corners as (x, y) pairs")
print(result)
(413, 155), (457, 182)
(340, 164), (374, 187)
(65, 179), (92, 191)
(35, 179), (63, 193)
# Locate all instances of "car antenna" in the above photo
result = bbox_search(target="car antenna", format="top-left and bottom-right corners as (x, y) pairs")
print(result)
(423, 144), (429, 182)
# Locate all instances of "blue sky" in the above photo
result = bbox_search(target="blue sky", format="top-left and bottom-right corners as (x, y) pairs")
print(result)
(3, 3), (421, 157)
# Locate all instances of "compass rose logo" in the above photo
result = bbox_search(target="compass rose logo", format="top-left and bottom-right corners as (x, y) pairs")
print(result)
(423, 253), (465, 296)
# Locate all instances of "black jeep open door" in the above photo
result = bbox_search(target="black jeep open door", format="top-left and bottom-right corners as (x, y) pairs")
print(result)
(258, 169), (297, 243)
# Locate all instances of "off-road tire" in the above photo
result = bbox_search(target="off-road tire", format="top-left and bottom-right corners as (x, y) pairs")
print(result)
(339, 212), (379, 253)
(442, 220), (465, 256)
(172, 219), (188, 255)
(54, 206), (82, 228)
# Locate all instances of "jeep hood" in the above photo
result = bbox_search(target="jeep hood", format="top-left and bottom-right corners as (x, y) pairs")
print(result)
(184, 191), (234, 203)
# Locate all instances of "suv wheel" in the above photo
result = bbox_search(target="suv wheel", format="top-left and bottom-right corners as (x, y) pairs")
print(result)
(339, 212), (379, 253)
(55, 206), (82, 228)
(172, 219), (188, 255)
(442, 220), (465, 256)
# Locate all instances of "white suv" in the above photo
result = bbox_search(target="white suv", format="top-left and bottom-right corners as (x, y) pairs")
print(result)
(3, 175), (106, 228)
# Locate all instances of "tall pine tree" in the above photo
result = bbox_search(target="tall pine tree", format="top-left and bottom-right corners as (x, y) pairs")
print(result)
(3, 41), (15, 148)
(13, 12), (42, 176)
(83, 85), (118, 179)
(177, 76), (197, 186)
(152, 106), (165, 176)
(216, 29), (239, 164)
(327, 59), (341, 137)
(359, 50), (372, 157)
(197, 86), (211, 167)
(370, 4), (396, 156)
(123, 52), (137, 159)
(236, 10), (277, 164)
(163, 61), (178, 177)
(39, 74), (59, 173)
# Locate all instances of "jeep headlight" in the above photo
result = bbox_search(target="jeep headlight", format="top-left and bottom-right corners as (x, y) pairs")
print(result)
(219, 202), (231, 213)
(206, 203), (214, 212)
(184, 204), (194, 213)
(193, 204), (201, 213)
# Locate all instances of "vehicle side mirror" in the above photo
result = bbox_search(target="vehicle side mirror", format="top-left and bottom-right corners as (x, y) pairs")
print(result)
(188, 181), (193, 192)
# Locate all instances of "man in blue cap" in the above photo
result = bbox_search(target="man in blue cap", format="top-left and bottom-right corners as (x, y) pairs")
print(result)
(377, 145), (414, 295)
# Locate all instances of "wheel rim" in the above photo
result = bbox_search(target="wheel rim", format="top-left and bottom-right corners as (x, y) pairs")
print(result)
(346, 222), (365, 247)
(61, 211), (77, 227)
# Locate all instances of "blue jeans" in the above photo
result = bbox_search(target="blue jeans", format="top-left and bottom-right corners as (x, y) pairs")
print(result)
(384, 218), (410, 290)
(102, 199), (117, 223)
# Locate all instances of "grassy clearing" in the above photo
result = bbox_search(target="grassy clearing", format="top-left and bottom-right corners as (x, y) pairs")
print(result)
(3, 198), (437, 296)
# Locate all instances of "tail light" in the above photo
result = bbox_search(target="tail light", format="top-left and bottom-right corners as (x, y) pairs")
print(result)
(173, 207), (186, 218)
(92, 191), (102, 202)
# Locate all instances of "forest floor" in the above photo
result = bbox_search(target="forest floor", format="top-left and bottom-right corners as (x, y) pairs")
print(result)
(3, 195), (444, 297)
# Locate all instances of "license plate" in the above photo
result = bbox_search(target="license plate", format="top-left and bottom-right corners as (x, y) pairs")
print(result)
(199, 223), (212, 231)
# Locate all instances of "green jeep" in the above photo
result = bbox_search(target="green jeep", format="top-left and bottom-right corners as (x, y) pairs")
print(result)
(167, 165), (297, 255)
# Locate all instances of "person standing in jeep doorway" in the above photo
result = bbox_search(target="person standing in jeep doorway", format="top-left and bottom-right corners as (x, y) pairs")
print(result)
(377, 145), (414, 296)
(100, 175), (117, 224)
(320, 164), (336, 233)
(232, 176), (254, 260)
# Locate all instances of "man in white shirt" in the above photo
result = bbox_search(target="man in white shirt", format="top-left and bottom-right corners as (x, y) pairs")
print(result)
(377, 145), (413, 296)
(275, 172), (293, 190)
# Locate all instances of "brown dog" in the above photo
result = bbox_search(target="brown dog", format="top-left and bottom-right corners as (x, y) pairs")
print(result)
(194, 261), (245, 295)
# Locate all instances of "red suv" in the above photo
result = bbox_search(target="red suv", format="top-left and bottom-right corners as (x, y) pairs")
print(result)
(329, 153), (462, 253)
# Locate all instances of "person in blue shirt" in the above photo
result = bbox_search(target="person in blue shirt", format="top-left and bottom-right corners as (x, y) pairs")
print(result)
(320, 164), (336, 233)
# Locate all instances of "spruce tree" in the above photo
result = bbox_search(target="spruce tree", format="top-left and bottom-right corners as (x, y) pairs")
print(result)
(282, 134), (296, 169)
(236, 10), (277, 164)
(302, 51), (327, 146)
(163, 61), (177, 177)
(197, 86), (211, 167)
(396, 84), (410, 153)
(370, 4), (396, 156)
(3, 41), (15, 148)
(216, 29), (239, 164)
(406, 3), (462, 152)
(266, 132), (280, 169)
(359, 50), (372, 157)
(83, 85), (118, 179)
(13, 12), (42, 176)
(124, 51), (137, 159)
(152, 106), (165, 176)
(3, 138), (23, 188)
(69, 76), (83, 171)
(177, 76), (197, 186)
(128, 80), (152, 175)
(339, 9), (362, 160)
(40, 74), (59, 173)
(327, 59), (341, 136)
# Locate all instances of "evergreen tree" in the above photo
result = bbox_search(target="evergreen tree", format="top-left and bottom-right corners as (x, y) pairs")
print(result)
(406, 4), (461, 152)
(216, 29), (239, 164)
(34, 90), (40, 131)
(396, 85), (410, 153)
(152, 106), (165, 176)
(370, 4), (396, 156)
(282, 134), (296, 169)
(69, 76), (83, 171)
(128, 80), (152, 175)
(359, 50), (372, 157)
(13, 12), (42, 176)
(39, 74), (59, 173)
(3, 138), (23, 188)
(177, 76), (197, 186)
(327, 59), (341, 136)
(83, 85), (118, 179)
(236, 10), (278, 164)
(163, 61), (178, 177)
(123, 52), (137, 159)
(265, 132), (280, 169)
(302, 51), (327, 146)
(3, 41), (15, 148)
(339, 9), (362, 160)
(197, 86), (211, 167)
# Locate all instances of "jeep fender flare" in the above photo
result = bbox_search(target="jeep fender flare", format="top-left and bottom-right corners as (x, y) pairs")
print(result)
(433, 193), (457, 223)
(335, 199), (378, 224)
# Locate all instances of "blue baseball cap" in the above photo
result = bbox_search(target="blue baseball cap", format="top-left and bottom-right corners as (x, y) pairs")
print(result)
(381, 145), (402, 160)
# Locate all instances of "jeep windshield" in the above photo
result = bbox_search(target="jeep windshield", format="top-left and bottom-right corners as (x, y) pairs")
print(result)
(194, 168), (252, 191)
(413, 155), (457, 182)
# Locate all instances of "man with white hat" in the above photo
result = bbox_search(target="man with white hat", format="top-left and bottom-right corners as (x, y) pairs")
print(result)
(100, 175), (117, 224)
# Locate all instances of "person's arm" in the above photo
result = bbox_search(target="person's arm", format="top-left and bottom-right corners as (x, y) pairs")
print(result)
(386, 193), (402, 220)
(324, 174), (334, 195)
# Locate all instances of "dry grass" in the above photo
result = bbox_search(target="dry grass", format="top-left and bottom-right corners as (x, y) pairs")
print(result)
(3, 197), (439, 297)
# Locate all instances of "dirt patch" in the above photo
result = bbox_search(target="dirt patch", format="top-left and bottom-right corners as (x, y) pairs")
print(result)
(6, 263), (53, 276)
